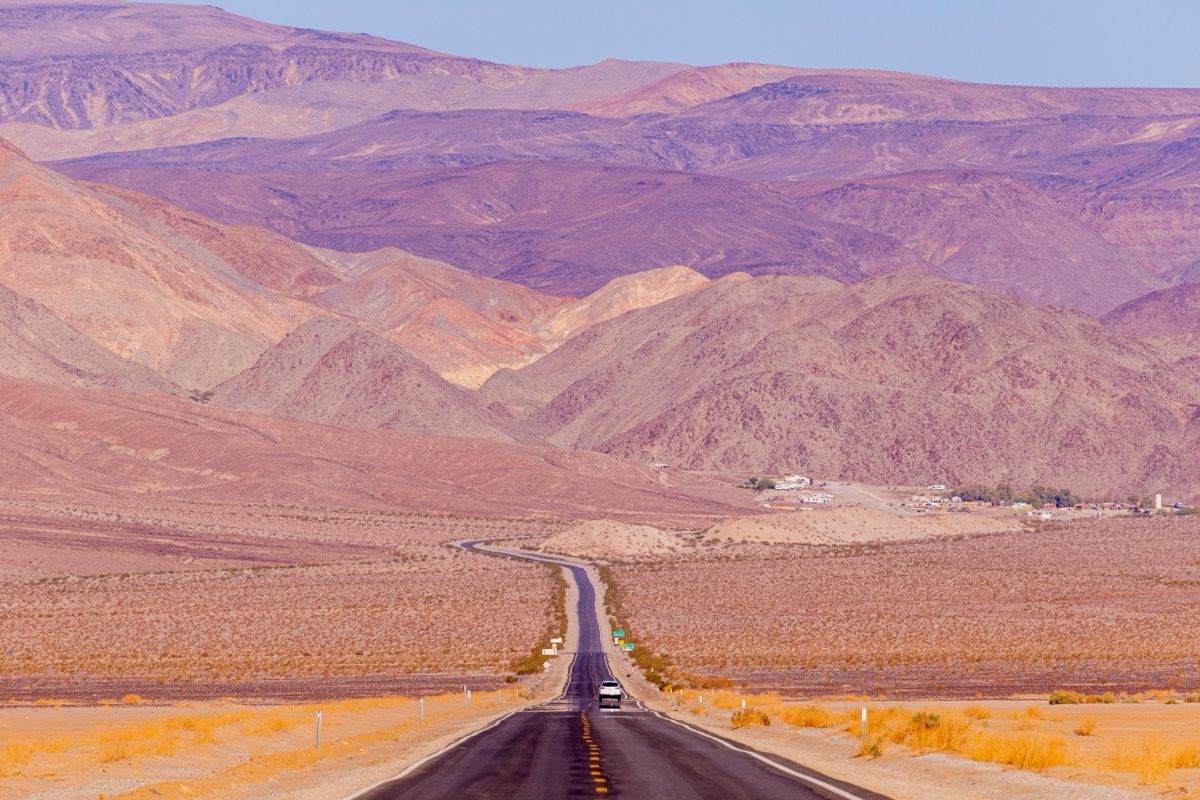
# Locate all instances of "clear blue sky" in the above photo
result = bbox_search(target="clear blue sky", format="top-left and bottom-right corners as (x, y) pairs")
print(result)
(192, 0), (1199, 88)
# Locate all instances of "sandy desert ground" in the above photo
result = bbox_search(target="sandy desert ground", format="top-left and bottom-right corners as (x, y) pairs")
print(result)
(0, 498), (569, 701)
(603, 514), (1200, 697)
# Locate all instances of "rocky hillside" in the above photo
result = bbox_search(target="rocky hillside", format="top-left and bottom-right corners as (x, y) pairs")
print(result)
(212, 316), (515, 441)
(484, 273), (1200, 496)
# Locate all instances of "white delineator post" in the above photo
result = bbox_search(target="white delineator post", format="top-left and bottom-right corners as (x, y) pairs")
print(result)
(860, 706), (868, 739)
(419, 697), (424, 725)
(315, 710), (322, 749)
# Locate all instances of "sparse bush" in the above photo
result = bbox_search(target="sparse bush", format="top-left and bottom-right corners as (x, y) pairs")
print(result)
(1073, 718), (1097, 736)
(1049, 690), (1085, 705)
(730, 708), (770, 729)
(855, 734), (885, 758)
(895, 711), (971, 753)
(781, 705), (835, 728)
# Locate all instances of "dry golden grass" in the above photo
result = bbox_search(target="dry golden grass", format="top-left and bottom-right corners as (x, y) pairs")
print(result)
(780, 704), (835, 728)
(0, 738), (68, 777)
(1104, 736), (1200, 783)
(0, 690), (535, 798)
(679, 694), (1200, 788)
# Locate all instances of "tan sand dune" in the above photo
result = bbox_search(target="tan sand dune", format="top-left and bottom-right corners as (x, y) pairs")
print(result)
(541, 518), (686, 559)
(706, 506), (1021, 545)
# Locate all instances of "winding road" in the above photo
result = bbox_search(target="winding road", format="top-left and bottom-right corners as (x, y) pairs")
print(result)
(348, 543), (888, 800)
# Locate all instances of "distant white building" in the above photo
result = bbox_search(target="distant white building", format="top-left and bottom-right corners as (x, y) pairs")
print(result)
(928, 484), (947, 491)
(798, 493), (834, 504)
(782, 475), (811, 487)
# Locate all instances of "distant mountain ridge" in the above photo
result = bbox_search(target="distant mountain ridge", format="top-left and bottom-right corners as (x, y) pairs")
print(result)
(22, 2), (1198, 311)
(4, 2), (1200, 500)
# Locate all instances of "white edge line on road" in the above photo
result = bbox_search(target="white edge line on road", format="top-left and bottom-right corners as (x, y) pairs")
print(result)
(339, 546), (581, 800)
(647, 709), (872, 800)
(346, 541), (873, 800)
(498, 541), (877, 800)
(336, 705), (524, 800)
(338, 653), (579, 800)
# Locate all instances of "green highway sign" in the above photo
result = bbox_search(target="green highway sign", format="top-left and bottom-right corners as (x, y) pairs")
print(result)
(623, 643), (635, 651)
(612, 629), (625, 638)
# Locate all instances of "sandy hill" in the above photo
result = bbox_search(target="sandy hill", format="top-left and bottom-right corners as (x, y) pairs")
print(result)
(540, 519), (685, 560)
(212, 316), (514, 441)
(0, 375), (740, 519)
(483, 272), (1200, 497)
(706, 507), (1020, 546)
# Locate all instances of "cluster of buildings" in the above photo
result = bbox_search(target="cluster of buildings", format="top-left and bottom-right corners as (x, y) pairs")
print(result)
(772, 474), (811, 490)
(899, 494), (960, 511)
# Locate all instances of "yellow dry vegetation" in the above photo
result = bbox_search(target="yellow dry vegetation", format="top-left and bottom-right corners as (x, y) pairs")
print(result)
(1, 690), (535, 799)
(1105, 737), (1200, 784)
(680, 692), (1200, 785)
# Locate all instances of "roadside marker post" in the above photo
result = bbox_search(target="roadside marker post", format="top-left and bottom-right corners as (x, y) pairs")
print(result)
(419, 697), (424, 725)
(315, 711), (322, 750)
(860, 706), (867, 739)
(741, 698), (746, 710)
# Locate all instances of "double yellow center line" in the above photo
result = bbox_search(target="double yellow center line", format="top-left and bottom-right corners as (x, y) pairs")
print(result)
(580, 711), (607, 794)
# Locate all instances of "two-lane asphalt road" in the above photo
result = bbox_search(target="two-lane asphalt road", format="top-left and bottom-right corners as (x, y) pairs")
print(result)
(349, 543), (888, 800)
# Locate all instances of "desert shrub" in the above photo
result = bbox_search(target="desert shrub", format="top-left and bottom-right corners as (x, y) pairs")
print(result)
(1049, 690), (1085, 705)
(964, 706), (991, 720)
(730, 708), (771, 729)
(1085, 692), (1117, 704)
(781, 705), (835, 728)
(1073, 718), (1097, 736)
(895, 711), (971, 753)
(855, 735), (885, 758)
